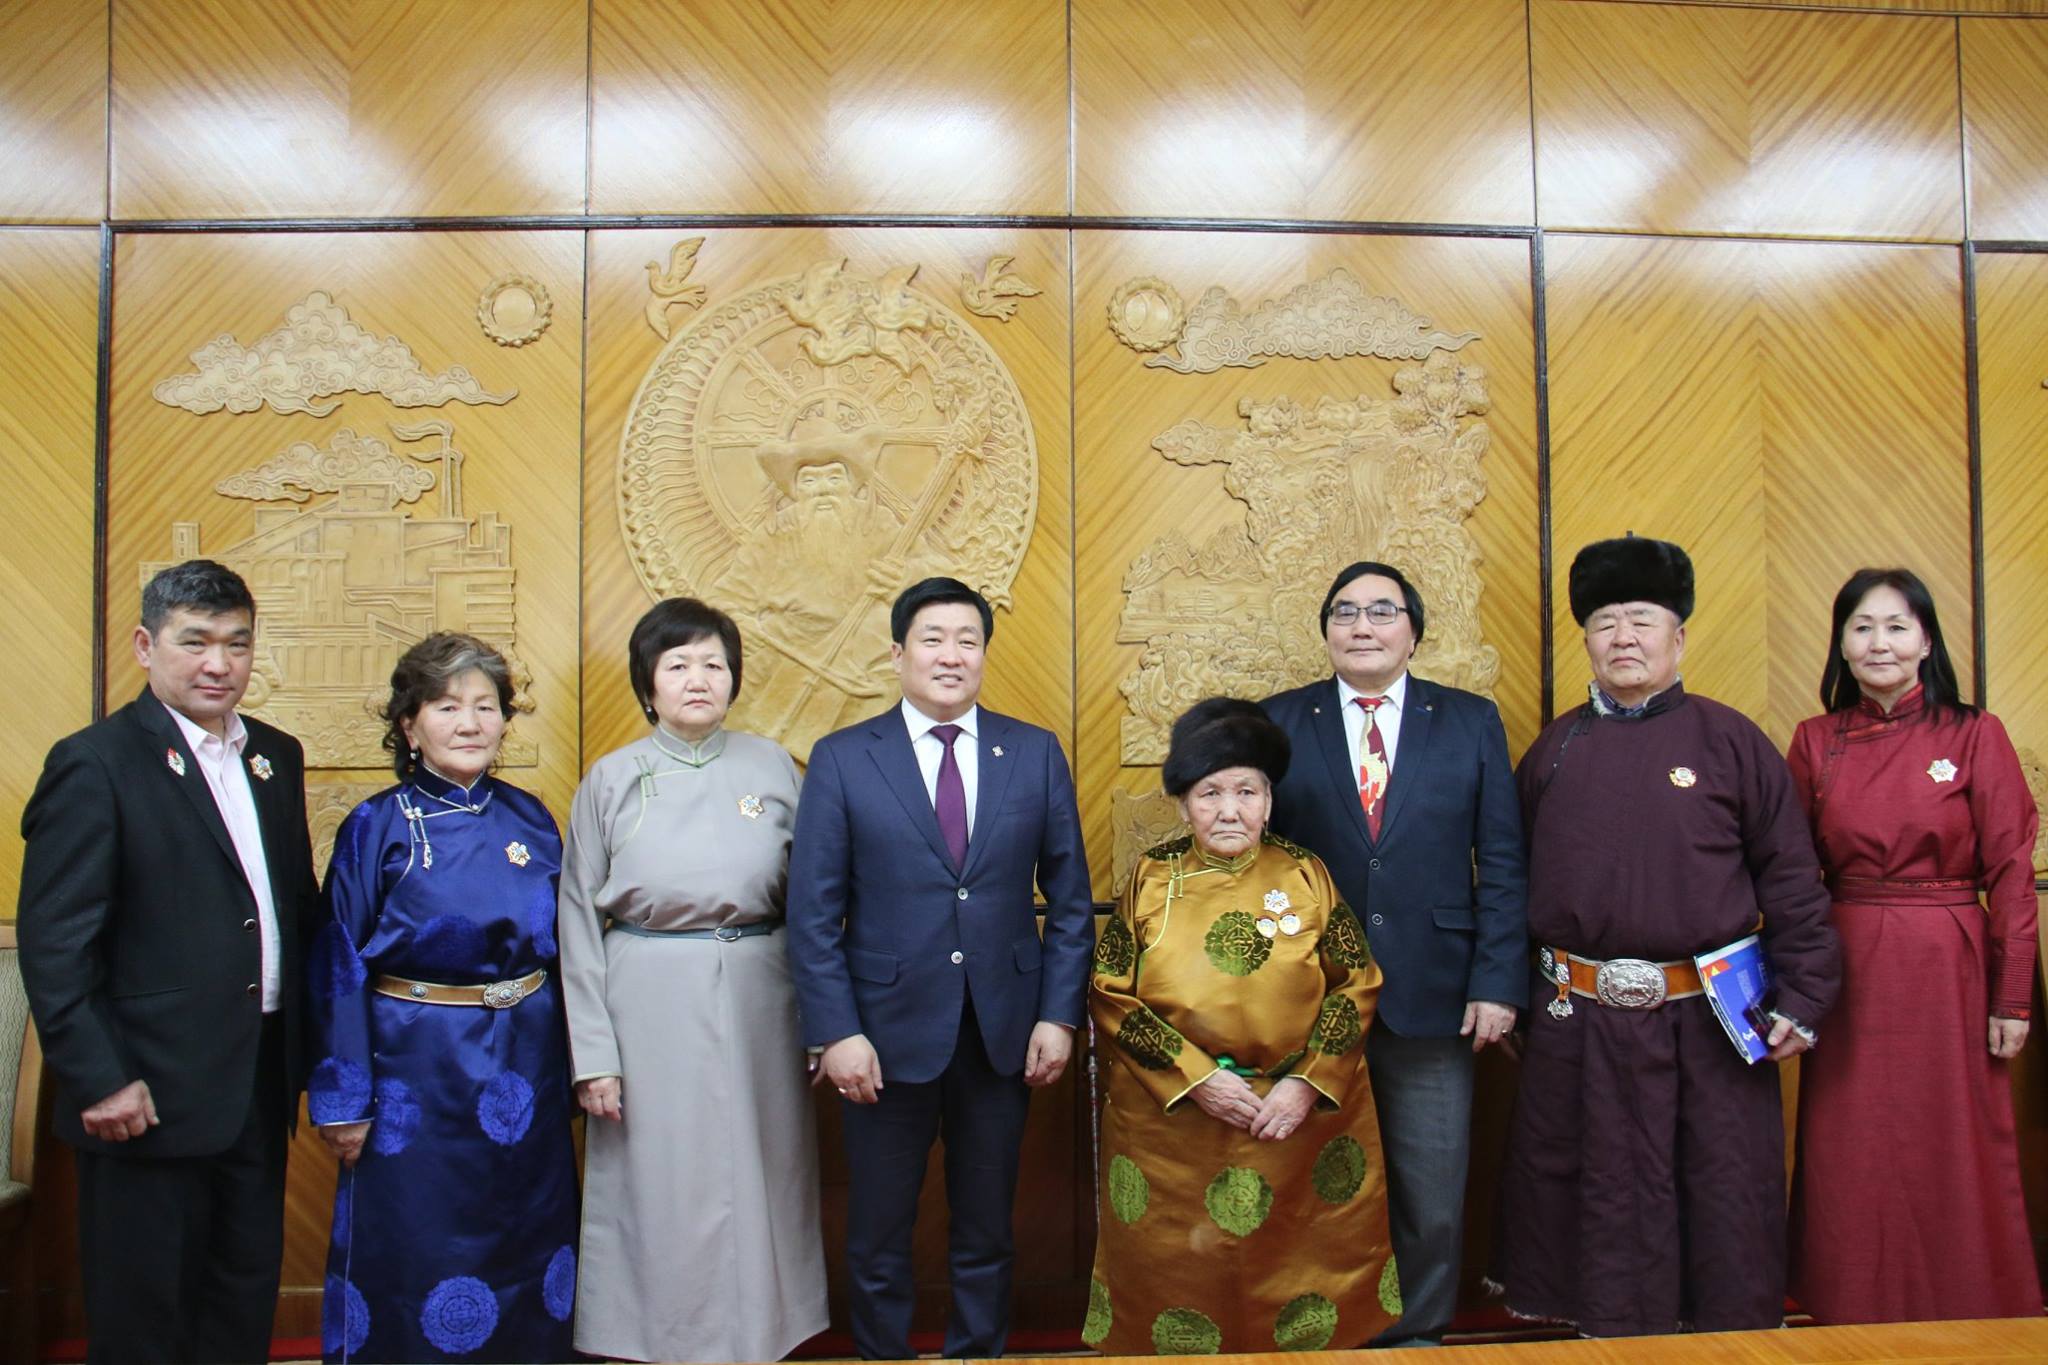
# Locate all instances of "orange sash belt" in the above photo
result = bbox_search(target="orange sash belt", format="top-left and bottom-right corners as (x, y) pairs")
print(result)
(1826, 874), (1979, 907)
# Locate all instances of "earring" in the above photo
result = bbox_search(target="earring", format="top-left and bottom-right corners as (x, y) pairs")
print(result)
(643, 704), (657, 723)
(408, 745), (420, 763)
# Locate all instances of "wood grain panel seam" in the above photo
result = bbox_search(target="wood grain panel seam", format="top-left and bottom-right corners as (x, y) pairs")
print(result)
(1956, 15), (1976, 239)
(1962, 240), (1987, 703)
(91, 222), (111, 722)
(105, 214), (1547, 236)
(1566, 1), (2048, 17)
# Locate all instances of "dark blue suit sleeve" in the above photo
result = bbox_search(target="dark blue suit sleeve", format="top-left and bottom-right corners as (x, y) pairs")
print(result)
(1032, 734), (1093, 1029)
(785, 738), (865, 1047)
(1466, 705), (1530, 1009)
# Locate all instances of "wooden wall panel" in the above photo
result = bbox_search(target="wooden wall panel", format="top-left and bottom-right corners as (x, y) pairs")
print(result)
(1074, 231), (1539, 898)
(0, 230), (100, 922)
(0, 0), (107, 223)
(1545, 235), (1971, 747)
(110, 0), (586, 220)
(1073, 0), (1534, 224)
(1533, 1), (1965, 241)
(589, 0), (1067, 216)
(1977, 251), (2048, 864)
(1965, 19), (2048, 241)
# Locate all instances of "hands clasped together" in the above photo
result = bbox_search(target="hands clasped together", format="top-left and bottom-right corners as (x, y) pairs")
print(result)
(1190, 1072), (1318, 1141)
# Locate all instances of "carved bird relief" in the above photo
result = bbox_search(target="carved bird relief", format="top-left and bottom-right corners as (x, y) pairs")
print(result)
(960, 255), (1043, 322)
(645, 237), (708, 339)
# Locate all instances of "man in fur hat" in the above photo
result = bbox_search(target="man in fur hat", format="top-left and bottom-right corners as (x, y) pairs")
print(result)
(1492, 535), (1839, 1337)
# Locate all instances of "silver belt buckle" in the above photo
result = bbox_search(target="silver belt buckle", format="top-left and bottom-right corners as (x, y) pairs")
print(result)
(1594, 958), (1667, 1010)
(481, 976), (530, 1009)
(714, 926), (741, 943)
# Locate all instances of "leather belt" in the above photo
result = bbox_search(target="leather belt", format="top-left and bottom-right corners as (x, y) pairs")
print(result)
(373, 968), (546, 1009)
(608, 920), (779, 941)
(1541, 946), (1701, 1013)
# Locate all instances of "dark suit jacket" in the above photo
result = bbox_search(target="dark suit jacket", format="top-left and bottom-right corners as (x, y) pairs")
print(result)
(786, 705), (1094, 1085)
(1263, 674), (1528, 1037)
(17, 688), (319, 1156)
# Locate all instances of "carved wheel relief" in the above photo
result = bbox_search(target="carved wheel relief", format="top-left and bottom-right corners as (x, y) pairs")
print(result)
(1106, 270), (1497, 889)
(619, 259), (1038, 761)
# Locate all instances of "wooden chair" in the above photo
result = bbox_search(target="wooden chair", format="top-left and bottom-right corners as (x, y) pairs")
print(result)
(0, 924), (45, 1360)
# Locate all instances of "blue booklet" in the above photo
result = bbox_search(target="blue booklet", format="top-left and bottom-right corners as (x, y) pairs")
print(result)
(1694, 933), (1772, 1065)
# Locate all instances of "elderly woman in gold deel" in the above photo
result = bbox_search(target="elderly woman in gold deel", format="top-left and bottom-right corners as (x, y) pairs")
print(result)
(1086, 698), (1394, 1354)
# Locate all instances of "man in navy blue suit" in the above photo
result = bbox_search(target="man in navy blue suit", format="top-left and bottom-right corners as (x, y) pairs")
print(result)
(787, 576), (1095, 1360)
(1262, 561), (1528, 1348)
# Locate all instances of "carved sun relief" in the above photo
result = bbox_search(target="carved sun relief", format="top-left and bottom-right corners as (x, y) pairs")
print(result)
(154, 290), (516, 417)
(619, 259), (1038, 761)
(143, 421), (535, 771)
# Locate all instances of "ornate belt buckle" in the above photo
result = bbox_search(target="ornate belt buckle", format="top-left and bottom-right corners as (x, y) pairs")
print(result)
(481, 978), (527, 1009)
(714, 926), (742, 943)
(1594, 958), (1667, 1010)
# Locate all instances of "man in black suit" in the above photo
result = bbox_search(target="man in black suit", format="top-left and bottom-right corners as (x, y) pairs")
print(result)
(18, 560), (318, 1363)
(1263, 561), (1527, 1348)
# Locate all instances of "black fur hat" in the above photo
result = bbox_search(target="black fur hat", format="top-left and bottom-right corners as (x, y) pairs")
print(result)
(1567, 535), (1695, 625)
(1161, 697), (1291, 797)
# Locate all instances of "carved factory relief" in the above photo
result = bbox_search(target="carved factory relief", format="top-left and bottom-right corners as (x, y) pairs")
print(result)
(646, 238), (708, 340)
(477, 274), (552, 348)
(620, 258), (1038, 761)
(1108, 268), (1478, 375)
(154, 290), (516, 418)
(141, 421), (534, 771)
(960, 255), (1042, 322)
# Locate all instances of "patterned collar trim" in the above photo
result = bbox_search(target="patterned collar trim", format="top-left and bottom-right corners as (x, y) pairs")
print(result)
(1194, 846), (1258, 875)
(1588, 677), (1683, 720)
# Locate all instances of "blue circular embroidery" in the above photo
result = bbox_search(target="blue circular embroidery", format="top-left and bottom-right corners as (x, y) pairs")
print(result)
(322, 1275), (370, 1356)
(312, 921), (367, 1000)
(369, 1076), (421, 1156)
(528, 879), (558, 961)
(420, 1276), (498, 1355)
(477, 1071), (535, 1146)
(542, 1244), (576, 1322)
(308, 1056), (371, 1125)
(412, 914), (489, 975)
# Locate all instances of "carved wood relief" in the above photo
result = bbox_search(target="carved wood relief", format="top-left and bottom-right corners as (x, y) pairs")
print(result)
(960, 254), (1042, 321)
(618, 258), (1039, 760)
(153, 289), (517, 416)
(1107, 268), (1478, 374)
(477, 273), (553, 347)
(141, 419), (534, 771)
(1103, 269), (1498, 889)
(645, 237), (708, 340)
(2019, 745), (2048, 876)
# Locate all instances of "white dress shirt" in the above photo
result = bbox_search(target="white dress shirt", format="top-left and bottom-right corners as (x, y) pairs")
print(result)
(1336, 671), (1409, 787)
(164, 703), (281, 1013)
(900, 699), (980, 838)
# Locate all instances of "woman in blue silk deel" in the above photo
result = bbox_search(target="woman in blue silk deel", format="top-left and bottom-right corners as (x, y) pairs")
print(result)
(307, 633), (579, 1363)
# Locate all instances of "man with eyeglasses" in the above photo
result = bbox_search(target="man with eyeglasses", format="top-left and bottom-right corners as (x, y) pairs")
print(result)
(1262, 561), (1528, 1346)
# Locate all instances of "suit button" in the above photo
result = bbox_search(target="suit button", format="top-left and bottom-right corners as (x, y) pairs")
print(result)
(245, 983), (259, 998)
(242, 918), (257, 933)
(950, 950), (964, 965)
(1369, 858), (1381, 870)
(956, 887), (970, 901)
(1369, 913), (1384, 926)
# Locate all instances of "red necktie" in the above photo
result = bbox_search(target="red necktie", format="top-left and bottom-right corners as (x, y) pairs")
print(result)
(1355, 696), (1389, 840)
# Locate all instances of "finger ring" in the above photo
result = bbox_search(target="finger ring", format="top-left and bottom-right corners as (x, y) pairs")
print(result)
(836, 1087), (848, 1095)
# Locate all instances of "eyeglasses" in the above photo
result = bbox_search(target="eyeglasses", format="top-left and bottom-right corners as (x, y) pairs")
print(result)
(1330, 601), (1407, 627)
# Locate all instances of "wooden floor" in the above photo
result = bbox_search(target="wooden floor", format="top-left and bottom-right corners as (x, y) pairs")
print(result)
(1004, 1317), (2048, 1363)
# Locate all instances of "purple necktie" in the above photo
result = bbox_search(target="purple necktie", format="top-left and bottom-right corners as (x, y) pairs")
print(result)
(931, 723), (968, 869)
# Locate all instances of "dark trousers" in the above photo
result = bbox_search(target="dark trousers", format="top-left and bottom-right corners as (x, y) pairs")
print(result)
(76, 1015), (290, 1365)
(839, 999), (1031, 1360)
(1367, 1020), (1476, 1348)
